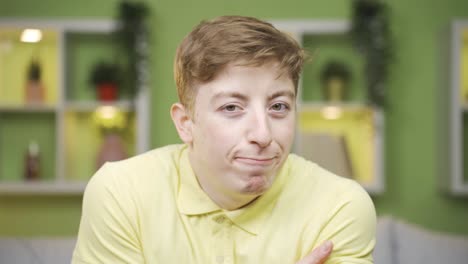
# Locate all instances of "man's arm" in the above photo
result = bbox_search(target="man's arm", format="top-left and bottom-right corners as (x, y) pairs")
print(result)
(72, 164), (143, 264)
(303, 181), (376, 264)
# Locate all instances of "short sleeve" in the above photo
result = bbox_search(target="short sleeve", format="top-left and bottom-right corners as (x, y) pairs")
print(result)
(310, 181), (376, 264)
(72, 163), (144, 263)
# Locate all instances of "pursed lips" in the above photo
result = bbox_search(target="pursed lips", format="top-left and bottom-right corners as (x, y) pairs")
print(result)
(234, 156), (276, 166)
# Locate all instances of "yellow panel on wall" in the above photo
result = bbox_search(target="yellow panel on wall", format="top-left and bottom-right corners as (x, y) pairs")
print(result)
(0, 28), (58, 105)
(461, 28), (468, 103)
(298, 106), (376, 184)
(64, 110), (136, 181)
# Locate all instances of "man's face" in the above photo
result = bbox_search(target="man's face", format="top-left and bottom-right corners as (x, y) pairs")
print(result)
(186, 62), (296, 197)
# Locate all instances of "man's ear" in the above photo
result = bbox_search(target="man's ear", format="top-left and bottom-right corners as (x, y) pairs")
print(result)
(170, 103), (193, 144)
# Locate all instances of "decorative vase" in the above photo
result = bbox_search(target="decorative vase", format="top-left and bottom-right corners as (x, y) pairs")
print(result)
(96, 132), (127, 169)
(320, 61), (351, 103)
(25, 80), (45, 104)
(24, 141), (41, 181)
(97, 83), (118, 101)
(323, 77), (347, 102)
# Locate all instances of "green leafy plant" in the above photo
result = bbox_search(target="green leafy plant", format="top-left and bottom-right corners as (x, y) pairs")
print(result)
(321, 60), (351, 84)
(27, 59), (41, 82)
(351, 0), (393, 107)
(89, 61), (121, 86)
(115, 0), (150, 98)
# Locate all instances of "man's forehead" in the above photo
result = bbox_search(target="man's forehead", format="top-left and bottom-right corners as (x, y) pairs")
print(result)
(212, 63), (294, 88)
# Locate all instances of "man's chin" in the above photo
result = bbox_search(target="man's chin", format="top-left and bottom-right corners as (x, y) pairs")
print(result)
(242, 175), (272, 195)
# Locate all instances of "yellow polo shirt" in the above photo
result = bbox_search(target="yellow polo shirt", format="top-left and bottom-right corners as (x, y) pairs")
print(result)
(72, 144), (375, 263)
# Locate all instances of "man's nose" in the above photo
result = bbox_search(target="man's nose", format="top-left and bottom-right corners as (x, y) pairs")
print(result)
(246, 110), (273, 148)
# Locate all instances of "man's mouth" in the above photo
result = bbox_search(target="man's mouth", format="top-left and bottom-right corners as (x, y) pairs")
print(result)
(234, 157), (276, 166)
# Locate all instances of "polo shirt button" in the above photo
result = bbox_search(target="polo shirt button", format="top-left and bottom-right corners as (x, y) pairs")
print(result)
(216, 255), (224, 263)
(214, 215), (226, 224)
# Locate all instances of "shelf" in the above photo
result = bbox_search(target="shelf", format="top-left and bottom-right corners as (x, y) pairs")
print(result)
(0, 19), (150, 194)
(64, 111), (136, 181)
(0, 104), (57, 113)
(295, 106), (384, 195)
(301, 33), (366, 102)
(448, 20), (468, 195)
(0, 112), (56, 182)
(0, 28), (59, 106)
(0, 181), (86, 195)
(271, 20), (349, 35)
(462, 103), (468, 112)
(64, 100), (133, 112)
(299, 102), (375, 111)
(0, 19), (116, 33)
(65, 31), (119, 102)
(270, 19), (385, 195)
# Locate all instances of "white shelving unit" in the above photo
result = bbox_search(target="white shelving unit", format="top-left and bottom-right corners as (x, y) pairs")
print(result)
(270, 20), (385, 194)
(0, 19), (150, 195)
(0, 104), (57, 113)
(448, 20), (468, 195)
(64, 100), (133, 112)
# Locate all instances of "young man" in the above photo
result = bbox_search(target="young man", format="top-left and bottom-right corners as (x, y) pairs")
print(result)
(72, 16), (376, 264)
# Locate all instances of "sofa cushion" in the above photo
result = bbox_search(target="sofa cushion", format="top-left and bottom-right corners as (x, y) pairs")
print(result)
(373, 216), (396, 264)
(0, 237), (76, 264)
(394, 219), (468, 264)
(0, 238), (37, 264)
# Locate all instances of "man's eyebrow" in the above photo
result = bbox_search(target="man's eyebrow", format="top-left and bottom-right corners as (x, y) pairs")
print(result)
(211, 92), (249, 103)
(268, 90), (295, 101)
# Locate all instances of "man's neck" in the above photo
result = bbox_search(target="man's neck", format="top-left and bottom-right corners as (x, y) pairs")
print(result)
(188, 154), (260, 211)
(198, 181), (260, 210)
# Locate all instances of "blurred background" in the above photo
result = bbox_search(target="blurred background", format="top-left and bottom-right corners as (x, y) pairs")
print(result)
(0, 0), (467, 259)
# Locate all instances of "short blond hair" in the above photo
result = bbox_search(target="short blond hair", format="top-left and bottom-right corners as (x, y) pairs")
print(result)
(174, 15), (305, 113)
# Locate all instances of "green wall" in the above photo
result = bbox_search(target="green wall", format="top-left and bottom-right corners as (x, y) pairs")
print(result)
(0, 0), (468, 236)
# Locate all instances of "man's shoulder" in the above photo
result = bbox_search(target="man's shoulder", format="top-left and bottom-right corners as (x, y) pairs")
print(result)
(284, 155), (376, 263)
(285, 153), (352, 185)
(110, 144), (185, 169)
(86, 144), (185, 195)
(281, 154), (375, 239)
(284, 153), (370, 203)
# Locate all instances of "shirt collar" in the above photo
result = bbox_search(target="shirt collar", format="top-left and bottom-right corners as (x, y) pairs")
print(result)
(224, 165), (287, 235)
(177, 145), (220, 215)
(176, 145), (290, 235)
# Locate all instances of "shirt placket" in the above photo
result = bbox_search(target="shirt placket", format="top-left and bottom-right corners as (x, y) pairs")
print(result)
(211, 214), (234, 264)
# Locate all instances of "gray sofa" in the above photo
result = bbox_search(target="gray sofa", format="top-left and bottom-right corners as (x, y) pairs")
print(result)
(0, 237), (76, 264)
(1, 216), (467, 263)
(374, 216), (468, 264)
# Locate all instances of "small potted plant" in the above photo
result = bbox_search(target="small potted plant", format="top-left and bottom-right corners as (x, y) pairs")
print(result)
(25, 59), (45, 104)
(89, 61), (121, 101)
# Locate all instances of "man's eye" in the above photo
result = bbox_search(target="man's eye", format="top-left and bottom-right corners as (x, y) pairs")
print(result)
(223, 105), (239, 112)
(271, 103), (288, 111)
